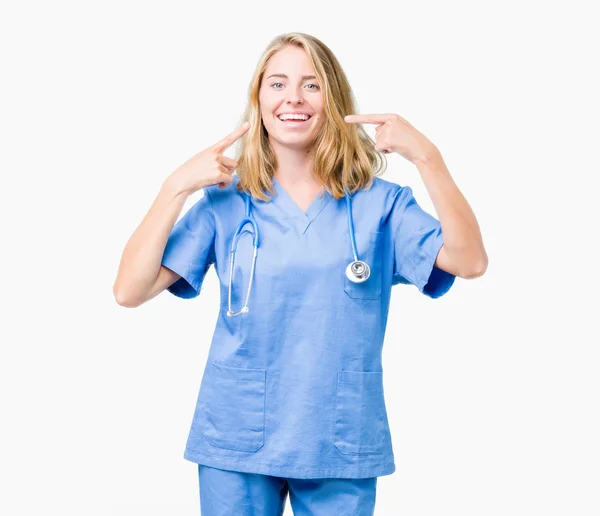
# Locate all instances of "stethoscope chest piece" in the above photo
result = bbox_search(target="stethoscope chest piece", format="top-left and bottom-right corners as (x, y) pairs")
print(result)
(346, 260), (370, 283)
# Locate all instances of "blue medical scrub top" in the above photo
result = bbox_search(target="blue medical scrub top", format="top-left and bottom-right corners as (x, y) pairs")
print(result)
(161, 174), (455, 479)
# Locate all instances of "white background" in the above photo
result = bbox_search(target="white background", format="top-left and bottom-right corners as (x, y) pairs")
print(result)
(2, 0), (598, 514)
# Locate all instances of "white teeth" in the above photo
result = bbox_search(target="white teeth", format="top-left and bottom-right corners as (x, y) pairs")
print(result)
(278, 113), (310, 121)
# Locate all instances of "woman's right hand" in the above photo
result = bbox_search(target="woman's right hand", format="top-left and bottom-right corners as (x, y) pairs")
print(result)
(170, 121), (250, 195)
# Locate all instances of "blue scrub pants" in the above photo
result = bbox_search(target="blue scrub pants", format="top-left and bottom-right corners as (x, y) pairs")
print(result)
(198, 465), (378, 515)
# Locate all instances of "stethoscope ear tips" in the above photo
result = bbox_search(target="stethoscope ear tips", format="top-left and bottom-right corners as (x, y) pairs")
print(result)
(346, 260), (370, 283)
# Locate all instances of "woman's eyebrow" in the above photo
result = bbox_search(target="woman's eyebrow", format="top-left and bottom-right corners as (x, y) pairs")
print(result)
(266, 74), (317, 80)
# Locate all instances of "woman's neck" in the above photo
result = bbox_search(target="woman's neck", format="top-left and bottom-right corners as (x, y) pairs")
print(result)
(271, 141), (320, 187)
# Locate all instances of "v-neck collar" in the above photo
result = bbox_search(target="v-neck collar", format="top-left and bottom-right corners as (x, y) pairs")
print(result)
(271, 177), (332, 234)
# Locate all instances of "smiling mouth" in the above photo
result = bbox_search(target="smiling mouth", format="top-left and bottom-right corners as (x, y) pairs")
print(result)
(276, 115), (313, 124)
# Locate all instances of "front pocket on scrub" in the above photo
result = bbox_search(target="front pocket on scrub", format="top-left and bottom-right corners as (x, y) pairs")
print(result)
(202, 361), (266, 452)
(333, 370), (386, 455)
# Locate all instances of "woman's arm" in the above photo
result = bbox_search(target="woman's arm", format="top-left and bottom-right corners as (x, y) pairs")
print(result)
(113, 177), (189, 308)
(414, 149), (488, 279)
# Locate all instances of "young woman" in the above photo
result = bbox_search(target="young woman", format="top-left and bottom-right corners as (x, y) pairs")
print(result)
(114, 32), (487, 516)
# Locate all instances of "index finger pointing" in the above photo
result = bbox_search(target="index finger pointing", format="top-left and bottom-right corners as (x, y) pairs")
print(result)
(212, 121), (250, 154)
(344, 114), (395, 125)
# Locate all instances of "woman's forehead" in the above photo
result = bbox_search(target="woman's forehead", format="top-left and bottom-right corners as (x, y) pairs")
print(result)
(265, 46), (314, 75)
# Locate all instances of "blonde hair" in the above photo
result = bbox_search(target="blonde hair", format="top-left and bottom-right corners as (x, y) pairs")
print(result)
(234, 32), (387, 201)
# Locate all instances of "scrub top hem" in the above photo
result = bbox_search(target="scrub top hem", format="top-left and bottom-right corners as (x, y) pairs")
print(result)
(183, 449), (395, 479)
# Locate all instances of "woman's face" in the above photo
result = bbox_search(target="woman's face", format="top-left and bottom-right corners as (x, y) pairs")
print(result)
(259, 45), (325, 151)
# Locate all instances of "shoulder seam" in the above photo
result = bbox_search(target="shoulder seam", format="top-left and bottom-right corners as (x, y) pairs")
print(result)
(203, 186), (217, 220)
(202, 187), (217, 266)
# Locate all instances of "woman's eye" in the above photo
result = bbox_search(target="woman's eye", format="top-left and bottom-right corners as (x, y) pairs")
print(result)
(271, 82), (320, 90)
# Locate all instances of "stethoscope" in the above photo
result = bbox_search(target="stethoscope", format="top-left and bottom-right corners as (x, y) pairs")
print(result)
(227, 187), (370, 317)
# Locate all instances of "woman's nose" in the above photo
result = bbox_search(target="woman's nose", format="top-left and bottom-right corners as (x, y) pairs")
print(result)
(286, 89), (305, 104)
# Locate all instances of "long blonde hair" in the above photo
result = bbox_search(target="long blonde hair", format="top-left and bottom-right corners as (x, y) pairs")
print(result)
(234, 32), (387, 201)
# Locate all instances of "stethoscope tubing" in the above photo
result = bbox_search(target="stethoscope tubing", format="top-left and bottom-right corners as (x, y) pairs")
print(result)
(344, 188), (359, 262)
(227, 194), (259, 316)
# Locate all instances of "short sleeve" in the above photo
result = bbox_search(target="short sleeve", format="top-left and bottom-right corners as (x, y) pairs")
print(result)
(161, 189), (216, 299)
(389, 185), (455, 299)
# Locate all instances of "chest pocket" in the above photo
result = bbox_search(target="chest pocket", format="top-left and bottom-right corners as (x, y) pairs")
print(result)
(343, 231), (383, 300)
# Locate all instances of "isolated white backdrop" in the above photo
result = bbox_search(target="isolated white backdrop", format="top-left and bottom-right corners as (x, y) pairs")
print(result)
(1, 0), (598, 514)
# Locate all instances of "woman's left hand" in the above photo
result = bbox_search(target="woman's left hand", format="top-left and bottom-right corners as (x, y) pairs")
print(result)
(344, 113), (438, 165)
